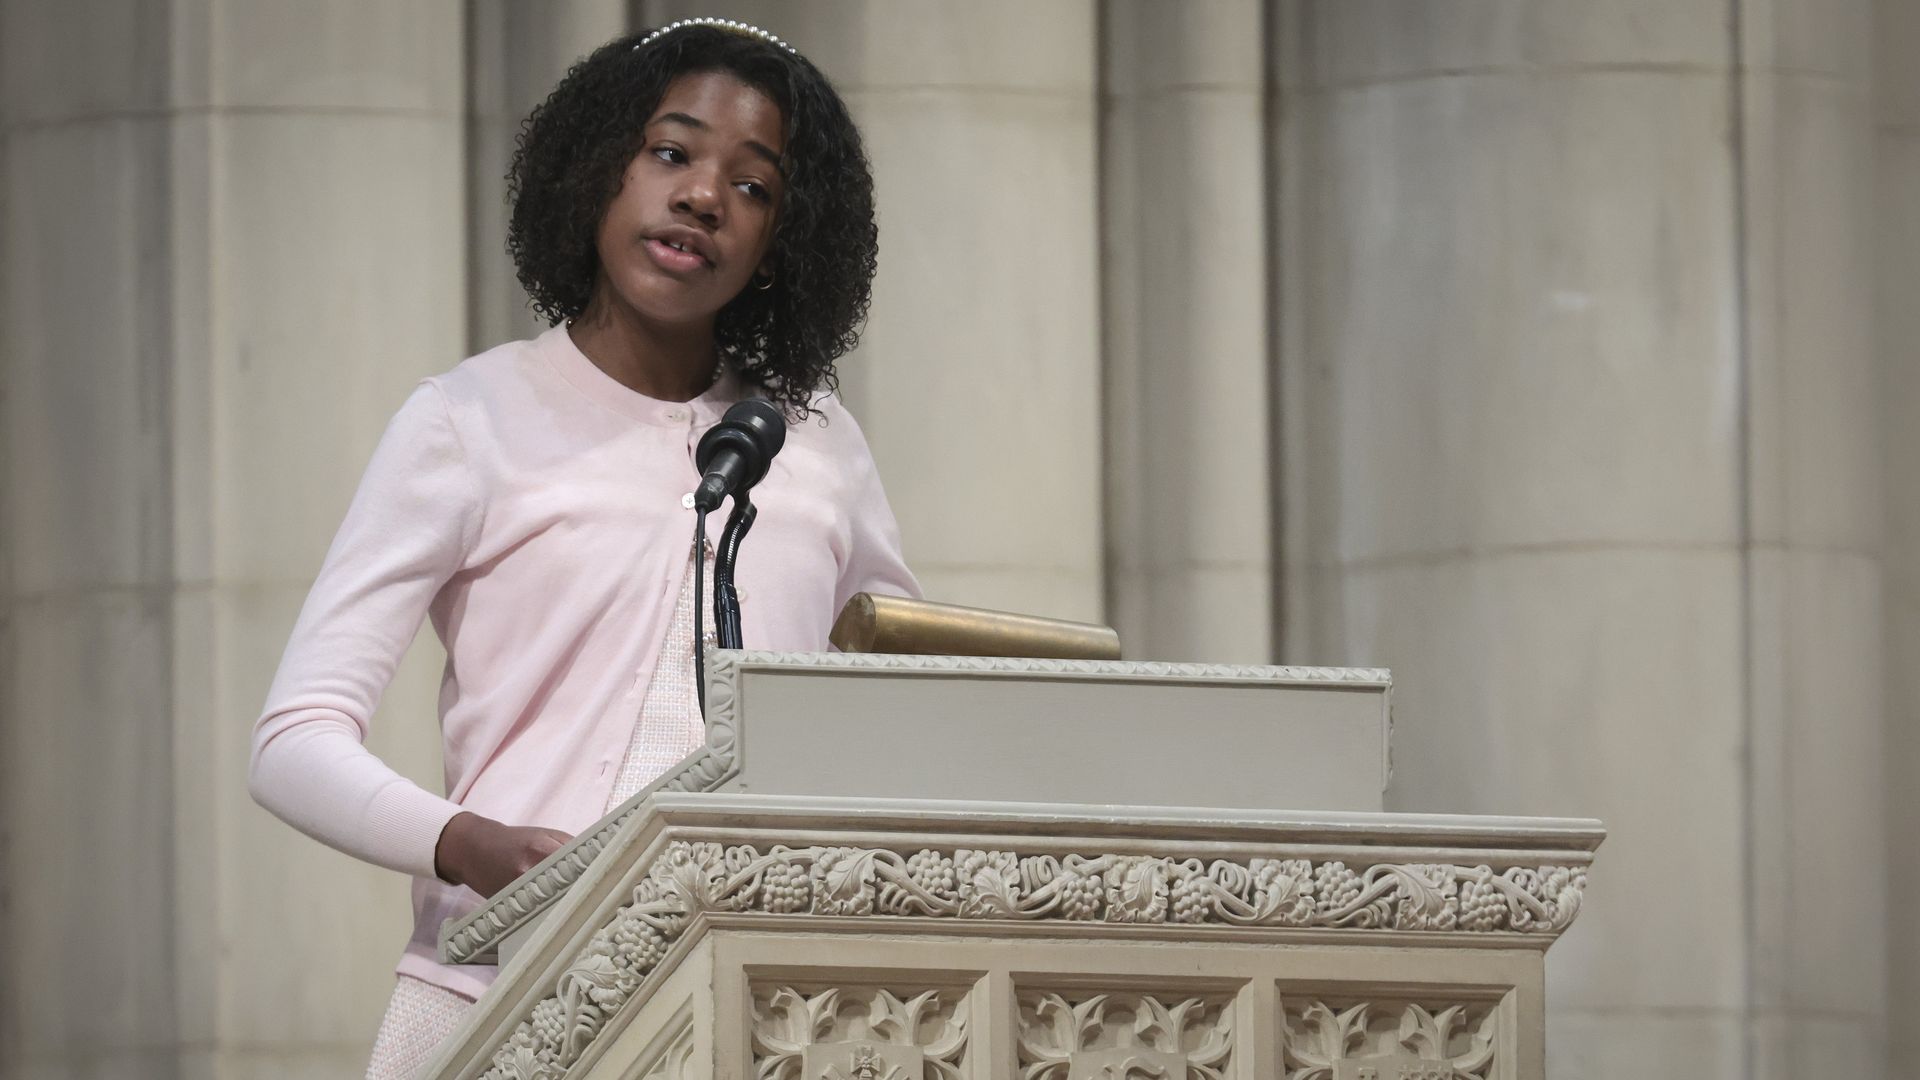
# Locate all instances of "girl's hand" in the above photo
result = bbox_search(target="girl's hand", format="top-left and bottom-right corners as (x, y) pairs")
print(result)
(433, 812), (573, 898)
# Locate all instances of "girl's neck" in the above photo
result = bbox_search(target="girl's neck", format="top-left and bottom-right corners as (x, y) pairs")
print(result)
(567, 294), (718, 402)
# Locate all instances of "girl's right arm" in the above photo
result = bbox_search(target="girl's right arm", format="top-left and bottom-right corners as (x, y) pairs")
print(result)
(247, 381), (482, 881)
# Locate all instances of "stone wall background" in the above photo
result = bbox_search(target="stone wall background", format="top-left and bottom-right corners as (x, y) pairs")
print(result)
(1, 2), (1913, 1077)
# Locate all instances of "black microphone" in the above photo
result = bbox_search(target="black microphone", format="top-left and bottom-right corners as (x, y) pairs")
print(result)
(692, 398), (786, 511)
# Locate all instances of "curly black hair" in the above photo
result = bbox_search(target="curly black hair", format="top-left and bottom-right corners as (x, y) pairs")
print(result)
(506, 25), (877, 417)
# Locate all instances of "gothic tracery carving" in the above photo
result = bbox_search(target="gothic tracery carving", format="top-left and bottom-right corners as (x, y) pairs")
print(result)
(751, 985), (968, 1080)
(1281, 1001), (1496, 1080)
(1016, 991), (1232, 1079)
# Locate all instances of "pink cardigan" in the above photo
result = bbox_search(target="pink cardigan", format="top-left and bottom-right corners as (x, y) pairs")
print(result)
(249, 325), (918, 998)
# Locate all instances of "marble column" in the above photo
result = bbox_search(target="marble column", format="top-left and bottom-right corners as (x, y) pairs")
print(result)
(468, 0), (627, 352)
(640, 0), (1107, 623)
(1876, 0), (1920, 1075)
(189, 5), (468, 1073)
(2, 3), (184, 1074)
(1274, 1), (1883, 1076)
(1101, 0), (1273, 663)
(1737, 8), (1883, 1074)
(2, 2), (467, 1075)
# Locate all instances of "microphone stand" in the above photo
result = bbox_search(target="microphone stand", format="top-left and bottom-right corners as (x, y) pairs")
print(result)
(711, 491), (758, 650)
(691, 510), (709, 717)
(689, 493), (757, 719)
(689, 397), (782, 715)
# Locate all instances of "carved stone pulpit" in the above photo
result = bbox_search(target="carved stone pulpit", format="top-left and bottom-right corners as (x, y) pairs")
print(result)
(421, 653), (1602, 1079)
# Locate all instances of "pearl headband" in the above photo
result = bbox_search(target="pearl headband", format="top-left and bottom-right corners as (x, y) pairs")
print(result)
(636, 17), (796, 54)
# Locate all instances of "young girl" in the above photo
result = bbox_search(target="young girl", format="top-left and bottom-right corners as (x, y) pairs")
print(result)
(247, 21), (917, 1077)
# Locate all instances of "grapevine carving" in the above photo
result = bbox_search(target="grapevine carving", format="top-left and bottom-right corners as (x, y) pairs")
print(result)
(478, 842), (1583, 1078)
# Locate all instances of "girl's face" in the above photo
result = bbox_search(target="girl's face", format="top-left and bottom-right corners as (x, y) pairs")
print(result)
(592, 70), (785, 327)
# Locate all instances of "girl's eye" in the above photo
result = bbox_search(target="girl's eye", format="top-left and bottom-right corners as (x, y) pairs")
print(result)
(651, 145), (686, 164)
(737, 181), (771, 203)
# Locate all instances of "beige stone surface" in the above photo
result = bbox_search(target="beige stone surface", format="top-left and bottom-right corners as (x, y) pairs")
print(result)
(1, 15), (183, 1072)
(1276, 4), (1894, 1077)
(1339, 549), (1746, 1015)
(839, 85), (1103, 622)
(1111, 563), (1275, 665)
(211, 0), (464, 112)
(906, 566), (1100, 630)
(1292, 0), (1727, 82)
(1103, 0), (1271, 663)
(209, 111), (465, 582)
(0, 0), (171, 121)
(1877, 3), (1920, 1076)
(1105, 0), (1265, 94)
(1291, 71), (1742, 562)
(1102, 87), (1273, 549)
(1547, 1011), (1746, 1079)
(1735, 10), (1887, 1074)
(1753, 1013), (1887, 1080)
(1743, 74), (1880, 551)
(1, 598), (177, 1073)
(467, 0), (625, 352)
(1746, 550), (1886, 1020)
(1757, 0), (1875, 78)
(1880, 0), (1920, 127)
(646, 0), (1096, 93)
(4, 119), (177, 595)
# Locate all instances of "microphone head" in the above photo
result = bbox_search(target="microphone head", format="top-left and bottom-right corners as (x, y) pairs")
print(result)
(694, 398), (789, 506)
(724, 398), (786, 455)
(697, 398), (786, 470)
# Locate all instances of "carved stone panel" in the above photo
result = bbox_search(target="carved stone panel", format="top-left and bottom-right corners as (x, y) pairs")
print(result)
(632, 1017), (697, 1080)
(1016, 991), (1233, 1079)
(751, 985), (968, 1080)
(1280, 1001), (1496, 1080)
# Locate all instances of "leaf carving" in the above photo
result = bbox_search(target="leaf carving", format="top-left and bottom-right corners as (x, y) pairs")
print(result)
(1017, 991), (1232, 1079)
(1282, 999), (1497, 1079)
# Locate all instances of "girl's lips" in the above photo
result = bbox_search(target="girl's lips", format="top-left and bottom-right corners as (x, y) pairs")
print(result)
(645, 236), (709, 273)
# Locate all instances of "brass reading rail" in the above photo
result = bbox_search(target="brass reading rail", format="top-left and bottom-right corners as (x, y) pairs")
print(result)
(828, 593), (1122, 660)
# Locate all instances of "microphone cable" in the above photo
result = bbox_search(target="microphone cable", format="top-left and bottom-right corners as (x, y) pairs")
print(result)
(691, 509), (708, 718)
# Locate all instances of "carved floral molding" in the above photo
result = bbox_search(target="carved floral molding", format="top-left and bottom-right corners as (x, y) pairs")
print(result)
(477, 841), (1583, 1079)
(1017, 991), (1232, 1079)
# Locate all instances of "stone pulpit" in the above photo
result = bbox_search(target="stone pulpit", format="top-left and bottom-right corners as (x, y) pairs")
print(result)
(420, 653), (1602, 1079)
